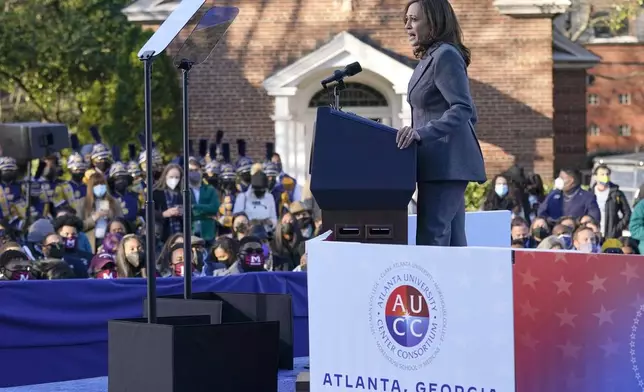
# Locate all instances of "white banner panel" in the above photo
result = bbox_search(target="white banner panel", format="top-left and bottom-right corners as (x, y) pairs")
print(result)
(307, 242), (515, 392)
(408, 211), (511, 247)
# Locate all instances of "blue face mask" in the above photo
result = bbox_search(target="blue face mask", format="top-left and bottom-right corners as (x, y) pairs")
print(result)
(93, 184), (107, 198)
(495, 184), (508, 197)
(559, 234), (573, 250)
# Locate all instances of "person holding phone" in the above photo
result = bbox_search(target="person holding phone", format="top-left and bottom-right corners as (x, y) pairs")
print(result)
(153, 163), (185, 243)
(79, 173), (123, 252)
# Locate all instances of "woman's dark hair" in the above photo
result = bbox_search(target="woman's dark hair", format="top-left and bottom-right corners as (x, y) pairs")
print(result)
(619, 236), (640, 254)
(212, 236), (238, 263)
(53, 214), (83, 232)
(56, 205), (77, 216)
(32, 259), (75, 280)
(482, 175), (519, 212)
(593, 164), (611, 175)
(0, 249), (29, 268)
(404, 0), (471, 65)
(273, 216), (302, 251)
(156, 233), (183, 275)
(108, 217), (134, 235)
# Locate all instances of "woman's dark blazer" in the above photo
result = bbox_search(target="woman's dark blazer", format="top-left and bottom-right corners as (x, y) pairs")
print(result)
(408, 42), (486, 183)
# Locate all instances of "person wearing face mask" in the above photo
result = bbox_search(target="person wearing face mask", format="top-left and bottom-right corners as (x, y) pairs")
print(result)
(87, 128), (113, 177)
(186, 157), (220, 247)
(64, 150), (89, 215)
(573, 226), (600, 254)
(235, 140), (253, 193)
(271, 152), (303, 202)
(79, 173), (123, 252)
(207, 236), (237, 275)
(270, 214), (304, 271)
(289, 201), (317, 240)
(114, 234), (147, 278)
(0, 156), (45, 230)
(217, 161), (238, 231)
(215, 235), (265, 276)
(108, 162), (144, 228)
(590, 164), (631, 239)
(0, 249), (33, 280)
(231, 213), (250, 241)
(21, 218), (55, 260)
(510, 217), (534, 248)
(481, 175), (519, 215)
(52, 215), (92, 278)
(529, 217), (550, 246)
(233, 171), (277, 232)
(40, 233), (66, 260)
(89, 252), (118, 279)
(153, 163), (185, 242)
(537, 168), (600, 223)
(167, 242), (200, 277)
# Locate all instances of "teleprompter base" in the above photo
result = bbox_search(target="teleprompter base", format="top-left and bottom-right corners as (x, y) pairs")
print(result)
(108, 315), (279, 392)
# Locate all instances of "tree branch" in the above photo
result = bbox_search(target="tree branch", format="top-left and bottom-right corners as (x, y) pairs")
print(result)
(0, 69), (51, 122)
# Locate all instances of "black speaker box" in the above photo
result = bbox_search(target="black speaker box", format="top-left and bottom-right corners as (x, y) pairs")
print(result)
(160, 292), (294, 370)
(0, 122), (70, 163)
(108, 315), (279, 392)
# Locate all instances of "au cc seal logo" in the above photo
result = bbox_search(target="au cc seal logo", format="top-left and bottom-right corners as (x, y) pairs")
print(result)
(368, 261), (446, 371)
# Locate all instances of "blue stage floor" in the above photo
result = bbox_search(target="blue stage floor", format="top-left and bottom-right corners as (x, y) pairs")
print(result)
(1, 357), (309, 392)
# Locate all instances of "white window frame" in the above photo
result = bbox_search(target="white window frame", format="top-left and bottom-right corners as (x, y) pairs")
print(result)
(588, 94), (599, 105)
(618, 124), (632, 136)
(588, 124), (600, 136)
(618, 93), (631, 105)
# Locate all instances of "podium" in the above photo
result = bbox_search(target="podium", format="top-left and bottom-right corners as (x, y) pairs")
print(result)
(309, 107), (416, 244)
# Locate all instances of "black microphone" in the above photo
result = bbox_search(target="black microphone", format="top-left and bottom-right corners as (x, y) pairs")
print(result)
(320, 62), (362, 87)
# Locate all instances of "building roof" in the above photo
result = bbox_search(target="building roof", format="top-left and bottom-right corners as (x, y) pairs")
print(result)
(553, 29), (601, 69)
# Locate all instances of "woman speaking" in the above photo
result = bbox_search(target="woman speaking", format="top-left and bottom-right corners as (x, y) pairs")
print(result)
(396, 0), (486, 247)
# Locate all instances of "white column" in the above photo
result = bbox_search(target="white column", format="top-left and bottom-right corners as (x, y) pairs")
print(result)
(398, 94), (411, 127)
(271, 95), (293, 172)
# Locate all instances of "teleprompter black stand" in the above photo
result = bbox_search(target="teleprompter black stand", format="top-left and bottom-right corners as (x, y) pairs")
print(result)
(107, 2), (279, 391)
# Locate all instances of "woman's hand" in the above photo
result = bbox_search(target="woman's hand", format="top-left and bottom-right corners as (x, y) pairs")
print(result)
(162, 207), (181, 218)
(92, 210), (108, 221)
(396, 126), (420, 149)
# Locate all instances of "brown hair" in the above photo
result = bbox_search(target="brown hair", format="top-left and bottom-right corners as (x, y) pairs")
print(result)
(115, 234), (144, 278)
(153, 163), (183, 191)
(404, 0), (471, 66)
(84, 173), (120, 216)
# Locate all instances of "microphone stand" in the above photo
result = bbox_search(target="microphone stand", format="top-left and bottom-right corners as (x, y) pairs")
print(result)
(325, 79), (346, 111)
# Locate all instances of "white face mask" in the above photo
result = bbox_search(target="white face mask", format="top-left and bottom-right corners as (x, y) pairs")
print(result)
(554, 177), (565, 191)
(166, 178), (180, 190)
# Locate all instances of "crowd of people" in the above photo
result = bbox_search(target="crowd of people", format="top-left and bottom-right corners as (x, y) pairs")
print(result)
(0, 129), (320, 280)
(483, 164), (643, 255)
(0, 126), (640, 281)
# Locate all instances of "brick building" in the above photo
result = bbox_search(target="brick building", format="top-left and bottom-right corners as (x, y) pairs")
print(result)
(560, 0), (644, 154)
(123, 0), (598, 182)
(586, 43), (644, 153)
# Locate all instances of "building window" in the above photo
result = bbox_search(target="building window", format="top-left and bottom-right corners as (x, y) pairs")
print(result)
(588, 94), (599, 105)
(618, 93), (631, 105)
(309, 82), (388, 108)
(618, 124), (632, 136)
(588, 123), (600, 136)
(592, 11), (629, 38)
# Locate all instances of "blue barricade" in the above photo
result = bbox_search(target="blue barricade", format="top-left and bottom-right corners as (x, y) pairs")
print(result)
(0, 272), (308, 387)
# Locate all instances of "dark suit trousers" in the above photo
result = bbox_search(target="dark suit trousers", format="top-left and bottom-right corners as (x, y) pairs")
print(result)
(416, 181), (468, 247)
